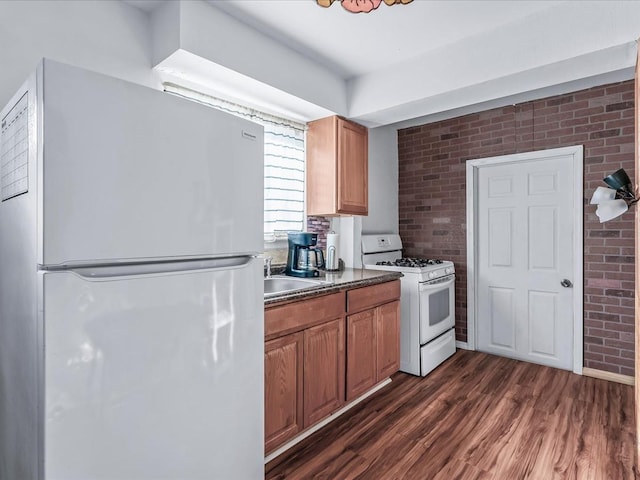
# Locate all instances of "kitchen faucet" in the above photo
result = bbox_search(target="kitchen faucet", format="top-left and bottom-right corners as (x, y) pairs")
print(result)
(265, 257), (272, 278)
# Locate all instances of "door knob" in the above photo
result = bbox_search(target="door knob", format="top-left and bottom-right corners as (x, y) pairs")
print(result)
(560, 279), (573, 288)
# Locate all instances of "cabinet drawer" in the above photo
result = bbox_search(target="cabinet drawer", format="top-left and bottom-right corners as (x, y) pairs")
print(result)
(265, 292), (345, 339)
(347, 280), (400, 313)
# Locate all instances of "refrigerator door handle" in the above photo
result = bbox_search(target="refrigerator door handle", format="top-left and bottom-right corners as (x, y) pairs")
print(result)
(58, 256), (256, 280)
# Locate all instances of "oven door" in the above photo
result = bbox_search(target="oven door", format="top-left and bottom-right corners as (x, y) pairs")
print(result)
(418, 275), (455, 344)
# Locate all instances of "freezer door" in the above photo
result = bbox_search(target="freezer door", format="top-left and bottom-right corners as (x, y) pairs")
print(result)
(42, 257), (263, 480)
(40, 59), (263, 266)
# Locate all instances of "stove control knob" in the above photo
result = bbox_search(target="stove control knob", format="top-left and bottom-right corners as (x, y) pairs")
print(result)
(446, 267), (453, 274)
(428, 272), (436, 279)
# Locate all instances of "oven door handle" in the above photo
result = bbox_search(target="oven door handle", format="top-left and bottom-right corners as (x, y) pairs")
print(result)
(419, 276), (455, 291)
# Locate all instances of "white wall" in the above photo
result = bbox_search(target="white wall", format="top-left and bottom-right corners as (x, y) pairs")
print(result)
(362, 125), (399, 234)
(335, 125), (399, 269)
(0, 0), (158, 108)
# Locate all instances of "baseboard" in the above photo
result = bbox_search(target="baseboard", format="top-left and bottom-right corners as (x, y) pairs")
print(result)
(455, 341), (470, 350)
(582, 367), (634, 386)
(264, 377), (393, 464)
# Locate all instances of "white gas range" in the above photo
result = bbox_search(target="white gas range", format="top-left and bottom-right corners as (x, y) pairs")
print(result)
(362, 234), (457, 376)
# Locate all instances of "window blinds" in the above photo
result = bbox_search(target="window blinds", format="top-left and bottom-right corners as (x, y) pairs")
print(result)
(163, 83), (306, 236)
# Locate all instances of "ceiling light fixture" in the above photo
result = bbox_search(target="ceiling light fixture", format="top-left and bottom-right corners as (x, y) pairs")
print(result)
(316, 0), (413, 14)
(590, 168), (638, 223)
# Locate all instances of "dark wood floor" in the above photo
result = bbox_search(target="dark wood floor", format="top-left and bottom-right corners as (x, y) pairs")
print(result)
(265, 350), (637, 480)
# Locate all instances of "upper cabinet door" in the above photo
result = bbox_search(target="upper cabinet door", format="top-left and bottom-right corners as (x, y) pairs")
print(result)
(306, 115), (368, 216)
(39, 60), (264, 266)
(337, 118), (368, 215)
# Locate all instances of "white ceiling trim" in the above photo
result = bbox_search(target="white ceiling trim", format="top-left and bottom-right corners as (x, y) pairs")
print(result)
(366, 42), (637, 129)
(147, 0), (640, 127)
(151, 0), (346, 122)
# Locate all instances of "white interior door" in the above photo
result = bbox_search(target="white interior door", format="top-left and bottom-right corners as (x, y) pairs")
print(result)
(475, 152), (577, 371)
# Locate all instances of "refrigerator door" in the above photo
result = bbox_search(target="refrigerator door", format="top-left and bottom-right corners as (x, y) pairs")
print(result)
(39, 59), (263, 266)
(42, 257), (263, 480)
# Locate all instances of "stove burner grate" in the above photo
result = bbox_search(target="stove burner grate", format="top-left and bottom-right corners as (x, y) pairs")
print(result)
(376, 257), (443, 268)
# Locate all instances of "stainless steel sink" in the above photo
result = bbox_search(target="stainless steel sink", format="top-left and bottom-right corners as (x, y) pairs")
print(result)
(264, 276), (326, 296)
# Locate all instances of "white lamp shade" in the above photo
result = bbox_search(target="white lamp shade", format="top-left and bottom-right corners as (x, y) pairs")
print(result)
(595, 199), (628, 223)
(590, 186), (617, 204)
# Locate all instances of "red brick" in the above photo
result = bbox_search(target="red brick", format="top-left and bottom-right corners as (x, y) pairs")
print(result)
(620, 367), (634, 377)
(584, 361), (621, 374)
(587, 345), (620, 356)
(604, 356), (634, 368)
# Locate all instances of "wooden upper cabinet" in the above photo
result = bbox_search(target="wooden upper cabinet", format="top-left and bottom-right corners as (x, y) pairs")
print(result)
(337, 119), (368, 215)
(306, 115), (368, 216)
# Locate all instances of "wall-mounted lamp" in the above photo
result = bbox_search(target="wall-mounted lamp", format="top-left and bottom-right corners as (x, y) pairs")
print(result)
(590, 168), (637, 223)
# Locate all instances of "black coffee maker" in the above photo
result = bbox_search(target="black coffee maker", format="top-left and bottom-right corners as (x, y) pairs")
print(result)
(285, 232), (325, 277)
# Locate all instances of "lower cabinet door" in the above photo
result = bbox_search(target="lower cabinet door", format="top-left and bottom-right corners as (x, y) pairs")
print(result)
(377, 300), (401, 381)
(303, 318), (345, 427)
(346, 309), (377, 401)
(265, 332), (304, 454)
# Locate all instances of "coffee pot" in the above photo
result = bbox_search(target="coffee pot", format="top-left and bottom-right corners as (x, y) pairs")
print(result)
(285, 232), (325, 277)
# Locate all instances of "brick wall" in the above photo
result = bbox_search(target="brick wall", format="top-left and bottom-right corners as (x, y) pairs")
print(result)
(398, 81), (635, 376)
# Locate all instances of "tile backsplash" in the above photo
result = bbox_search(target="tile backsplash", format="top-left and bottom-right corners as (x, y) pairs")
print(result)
(306, 216), (331, 250)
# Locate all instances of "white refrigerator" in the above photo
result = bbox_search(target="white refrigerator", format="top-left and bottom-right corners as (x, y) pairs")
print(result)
(0, 59), (265, 479)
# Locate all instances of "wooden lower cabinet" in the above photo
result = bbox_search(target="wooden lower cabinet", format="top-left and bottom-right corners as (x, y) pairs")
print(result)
(303, 318), (345, 427)
(265, 280), (400, 455)
(264, 317), (345, 454)
(264, 332), (303, 454)
(345, 309), (377, 401)
(346, 299), (401, 401)
(377, 300), (401, 380)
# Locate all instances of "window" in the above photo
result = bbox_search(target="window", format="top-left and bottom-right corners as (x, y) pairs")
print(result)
(263, 122), (305, 235)
(163, 83), (306, 238)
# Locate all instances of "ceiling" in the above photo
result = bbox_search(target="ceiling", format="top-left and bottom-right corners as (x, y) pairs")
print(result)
(208, 0), (565, 80)
(128, 0), (564, 80)
(125, 0), (640, 127)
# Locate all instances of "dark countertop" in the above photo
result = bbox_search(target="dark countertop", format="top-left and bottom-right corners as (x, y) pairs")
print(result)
(264, 268), (403, 306)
